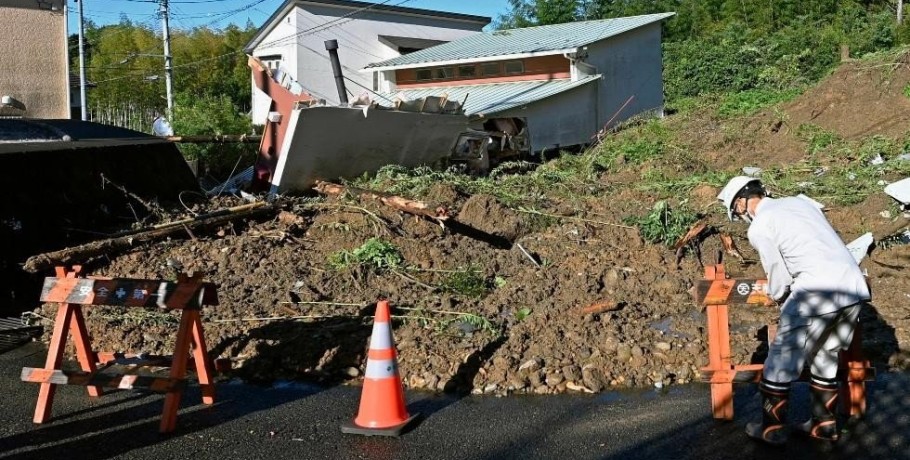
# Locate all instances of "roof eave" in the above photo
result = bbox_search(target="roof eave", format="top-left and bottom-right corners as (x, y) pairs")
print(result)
(364, 11), (677, 72)
(361, 47), (580, 73)
(244, 0), (492, 53)
(244, 0), (296, 53)
(300, 0), (490, 24)
(475, 76), (601, 117)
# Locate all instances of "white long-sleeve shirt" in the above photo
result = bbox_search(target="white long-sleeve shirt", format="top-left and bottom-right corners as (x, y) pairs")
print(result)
(747, 197), (870, 316)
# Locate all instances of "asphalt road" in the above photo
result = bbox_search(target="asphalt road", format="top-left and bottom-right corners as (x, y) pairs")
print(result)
(1, 343), (908, 460)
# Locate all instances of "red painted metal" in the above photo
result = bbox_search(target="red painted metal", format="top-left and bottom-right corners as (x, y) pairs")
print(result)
(249, 56), (315, 191)
(697, 262), (872, 420)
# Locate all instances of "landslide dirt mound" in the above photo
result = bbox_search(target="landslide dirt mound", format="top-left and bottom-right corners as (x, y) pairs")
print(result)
(28, 56), (910, 395)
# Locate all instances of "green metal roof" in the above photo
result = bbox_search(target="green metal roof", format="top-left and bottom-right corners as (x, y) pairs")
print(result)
(384, 75), (601, 116)
(365, 13), (674, 70)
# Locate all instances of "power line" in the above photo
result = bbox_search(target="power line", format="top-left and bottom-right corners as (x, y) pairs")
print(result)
(92, 0), (412, 87)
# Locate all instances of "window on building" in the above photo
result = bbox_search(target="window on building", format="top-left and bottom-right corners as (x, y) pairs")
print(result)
(457, 65), (476, 78)
(416, 69), (433, 81)
(481, 63), (500, 77)
(258, 54), (282, 71)
(433, 67), (455, 79)
(504, 61), (524, 75)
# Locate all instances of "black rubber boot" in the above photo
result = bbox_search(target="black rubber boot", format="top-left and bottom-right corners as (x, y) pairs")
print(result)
(746, 379), (790, 446)
(796, 376), (840, 441)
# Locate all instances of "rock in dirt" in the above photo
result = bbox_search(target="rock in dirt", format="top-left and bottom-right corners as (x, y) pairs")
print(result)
(582, 367), (605, 392)
(343, 367), (360, 378)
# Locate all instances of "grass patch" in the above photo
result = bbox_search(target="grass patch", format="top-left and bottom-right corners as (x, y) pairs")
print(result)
(717, 88), (800, 117)
(329, 238), (403, 271)
(440, 266), (490, 299)
(796, 124), (843, 155)
(637, 169), (731, 197)
(624, 200), (700, 246)
(594, 119), (669, 166)
(761, 134), (910, 205)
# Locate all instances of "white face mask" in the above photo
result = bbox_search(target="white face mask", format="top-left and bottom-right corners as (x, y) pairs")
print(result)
(735, 197), (754, 224)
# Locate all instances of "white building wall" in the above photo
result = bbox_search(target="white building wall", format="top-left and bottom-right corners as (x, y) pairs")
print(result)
(584, 23), (665, 131)
(251, 3), (485, 124)
(492, 83), (600, 152)
(251, 11), (299, 124)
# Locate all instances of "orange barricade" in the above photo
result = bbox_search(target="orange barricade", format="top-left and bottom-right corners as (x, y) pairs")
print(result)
(22, 266), (219, 433)
(693, 259), (874, 420)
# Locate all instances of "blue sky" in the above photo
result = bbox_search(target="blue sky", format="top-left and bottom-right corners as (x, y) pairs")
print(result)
(69, 0), (511, 31)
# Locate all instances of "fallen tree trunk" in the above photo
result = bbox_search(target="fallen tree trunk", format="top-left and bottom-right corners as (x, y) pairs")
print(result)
(23, 202), (275, 274)
(313, 181), (450, 222)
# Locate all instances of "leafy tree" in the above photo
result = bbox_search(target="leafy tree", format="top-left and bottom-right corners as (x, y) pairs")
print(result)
(495, 0), (584, 27)
(171, 93), (255, 178)
(73, 21), (257, 124)
(536, 0), (581, 24)
(494, 0), (538, 28)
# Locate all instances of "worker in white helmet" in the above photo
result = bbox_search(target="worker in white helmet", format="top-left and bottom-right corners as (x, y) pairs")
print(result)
(717, 176), (870, 445)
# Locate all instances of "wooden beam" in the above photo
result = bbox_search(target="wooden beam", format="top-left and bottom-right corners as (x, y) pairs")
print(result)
(23, 202), (275, 273)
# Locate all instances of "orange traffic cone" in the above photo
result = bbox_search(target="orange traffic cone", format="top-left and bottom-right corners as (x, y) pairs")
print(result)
(341, 300), (418, 436)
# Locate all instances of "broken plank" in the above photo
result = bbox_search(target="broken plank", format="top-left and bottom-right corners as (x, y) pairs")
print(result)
(313, 181), (450, 222)
(21, 367), (185, 392)
(672, 220), (708, 251)
(719, 233), (745, 262)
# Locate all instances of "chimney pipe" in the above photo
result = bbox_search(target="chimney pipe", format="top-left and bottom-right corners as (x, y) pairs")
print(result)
(324, 39), (348, 105)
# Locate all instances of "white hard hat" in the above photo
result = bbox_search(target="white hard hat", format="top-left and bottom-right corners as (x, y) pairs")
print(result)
(717, 176), (761, 221)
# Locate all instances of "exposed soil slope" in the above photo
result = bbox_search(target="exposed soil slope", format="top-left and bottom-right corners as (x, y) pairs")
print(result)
(30, 55), (910, 395)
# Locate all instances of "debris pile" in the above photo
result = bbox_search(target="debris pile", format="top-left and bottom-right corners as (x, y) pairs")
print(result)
(19, 56), (910, 394)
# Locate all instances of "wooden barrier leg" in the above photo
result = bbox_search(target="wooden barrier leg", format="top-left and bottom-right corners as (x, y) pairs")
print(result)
(69, 306), (102, 397)
(160, 310), (193, 433)
(189, 310), (215, 405)
(839, 325), (867, 417)
(707, 304), (734, 420)
(34, 303), (74, 423)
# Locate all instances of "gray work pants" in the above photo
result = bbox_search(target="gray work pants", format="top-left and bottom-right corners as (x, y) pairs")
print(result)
(762, 303), (862, 383)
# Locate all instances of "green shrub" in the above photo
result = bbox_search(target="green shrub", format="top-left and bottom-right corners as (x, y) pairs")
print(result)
(329, 238), (403, 271)
(624, 200), (700, 247)
(717, 88), (800, 117)
(796, 124), (843, 155)
(440, 266), (489, 298)
(171, 93), (256, 179)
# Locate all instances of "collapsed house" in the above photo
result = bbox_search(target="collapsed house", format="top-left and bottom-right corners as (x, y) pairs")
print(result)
(249, 54), (474, 193)
(244, 0), (490, 123)
(248, 13), (677, 194)
(365, 13), (676, 154)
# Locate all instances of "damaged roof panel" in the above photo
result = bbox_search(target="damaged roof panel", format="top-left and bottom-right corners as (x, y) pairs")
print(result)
(386, 75), (602, 116)
(365, 13), (675, 70)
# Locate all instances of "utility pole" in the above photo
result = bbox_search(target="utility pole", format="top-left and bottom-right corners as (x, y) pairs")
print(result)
(76, 0), (87, 121)
(159, 0), (174, 119)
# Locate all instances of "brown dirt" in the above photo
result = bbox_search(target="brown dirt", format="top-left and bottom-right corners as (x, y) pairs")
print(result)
(28, 58), (910, 395)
